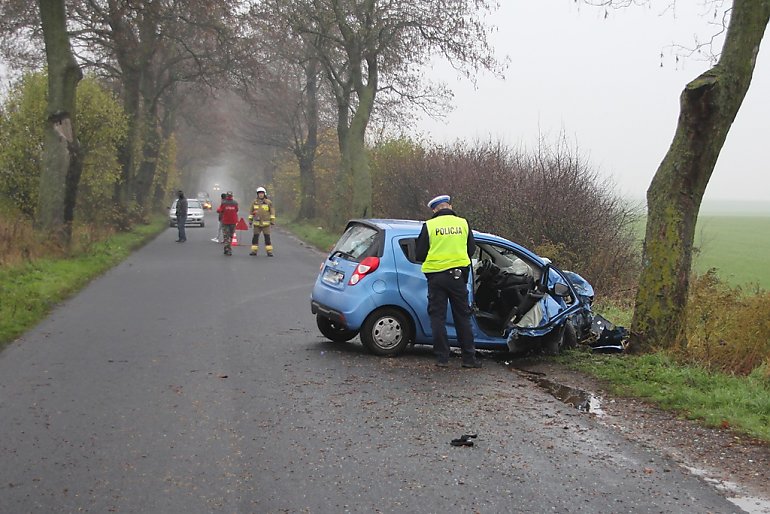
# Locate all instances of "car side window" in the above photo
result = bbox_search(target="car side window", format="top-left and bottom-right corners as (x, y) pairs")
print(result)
(399, 237), (420, 264)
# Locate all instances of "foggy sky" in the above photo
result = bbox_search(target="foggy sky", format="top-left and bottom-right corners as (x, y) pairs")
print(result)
(413, 1), (770, 204)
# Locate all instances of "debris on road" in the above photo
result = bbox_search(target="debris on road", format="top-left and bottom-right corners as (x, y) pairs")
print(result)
(450, 434), (478, 447)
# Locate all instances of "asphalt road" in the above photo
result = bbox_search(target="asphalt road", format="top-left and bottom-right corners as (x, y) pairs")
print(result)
(0, 212), (744, 513)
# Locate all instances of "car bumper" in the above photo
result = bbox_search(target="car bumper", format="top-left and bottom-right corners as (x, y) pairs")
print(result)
(310, 280), (389, 331)
(311, 300), (346, 325)
(170, 216), (204, 226)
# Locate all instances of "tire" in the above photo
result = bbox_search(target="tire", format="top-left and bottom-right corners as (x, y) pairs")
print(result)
(562, 321), (578, 350)
(542, 321), (577, 355)
(360, 308), (411, 356)
(542, 324), (565, 356)
(316, 315), (358, 343)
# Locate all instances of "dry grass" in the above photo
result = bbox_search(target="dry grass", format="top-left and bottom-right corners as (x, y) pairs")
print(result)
(679, 270), (770, 375)
(0, 213), (54, 267)
(0, 206), (117, 268)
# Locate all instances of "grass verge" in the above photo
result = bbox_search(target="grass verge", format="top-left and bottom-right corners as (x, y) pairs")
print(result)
(558, 350), (770, 442)
(282, 219), (342, 253)
(0, 218), (166, 349)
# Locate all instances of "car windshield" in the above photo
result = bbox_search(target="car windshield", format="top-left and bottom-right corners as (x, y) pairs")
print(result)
(187, 199), (201, 208)
(331, 224), (379, 261)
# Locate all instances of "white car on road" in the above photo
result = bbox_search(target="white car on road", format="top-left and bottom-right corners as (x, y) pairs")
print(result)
(169, 198), (205, 227)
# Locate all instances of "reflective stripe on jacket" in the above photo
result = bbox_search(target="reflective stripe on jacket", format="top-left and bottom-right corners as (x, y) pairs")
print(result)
(248, 198), (275, 227)
(421, 215), (471, 273)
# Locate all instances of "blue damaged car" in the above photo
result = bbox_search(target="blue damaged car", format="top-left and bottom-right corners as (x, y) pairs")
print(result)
(310, 219), (595, 356)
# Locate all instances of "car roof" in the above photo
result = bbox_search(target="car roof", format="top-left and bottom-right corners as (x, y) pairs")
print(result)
(348, 218), (545, 265)
(350, 219), (423, 232)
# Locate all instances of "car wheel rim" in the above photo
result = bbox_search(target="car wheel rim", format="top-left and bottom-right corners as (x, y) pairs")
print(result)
(371, 316), (402, 350)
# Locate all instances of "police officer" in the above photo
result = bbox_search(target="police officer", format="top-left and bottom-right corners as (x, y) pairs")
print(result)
(248, 186), (276, 256)
(415, 194), (480, 368)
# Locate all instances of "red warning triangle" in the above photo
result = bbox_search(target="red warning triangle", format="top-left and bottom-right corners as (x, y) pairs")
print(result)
(235, 217), (248, 230)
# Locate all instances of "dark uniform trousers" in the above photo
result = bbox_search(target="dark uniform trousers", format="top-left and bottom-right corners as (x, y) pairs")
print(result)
(426, 268), (475, 364)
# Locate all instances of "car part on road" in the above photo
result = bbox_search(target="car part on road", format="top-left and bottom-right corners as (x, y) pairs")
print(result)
(587, 314), (627, 353)
(360, 308), (411, 356)
(450, 434), (478, 447)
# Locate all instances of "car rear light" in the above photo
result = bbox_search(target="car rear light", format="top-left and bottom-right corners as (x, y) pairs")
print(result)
(348, 256), (380, 285)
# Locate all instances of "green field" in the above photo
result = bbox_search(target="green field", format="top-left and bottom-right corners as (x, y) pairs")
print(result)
(635, 215), (770, 291)
(692, 216), (770, 290)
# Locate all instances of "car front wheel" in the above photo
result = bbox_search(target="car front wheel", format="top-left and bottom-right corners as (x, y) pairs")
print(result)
(360, 308), (411, 356)
(316, 315), (358, 342)
(542, 321), (576, 356)
(562, 321), (577, 350)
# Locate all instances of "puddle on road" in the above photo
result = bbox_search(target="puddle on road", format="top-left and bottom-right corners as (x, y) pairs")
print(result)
(512, 368), (604, 417)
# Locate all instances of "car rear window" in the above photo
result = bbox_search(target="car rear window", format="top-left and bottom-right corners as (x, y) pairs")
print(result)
(331, 223), (381, 262)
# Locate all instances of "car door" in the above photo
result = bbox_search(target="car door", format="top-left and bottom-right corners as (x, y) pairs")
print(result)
(392, 236), (471, 342)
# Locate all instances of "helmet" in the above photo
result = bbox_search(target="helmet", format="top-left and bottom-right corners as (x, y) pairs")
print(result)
(226, 191), (233, 197)
(256, 187), (266, 194)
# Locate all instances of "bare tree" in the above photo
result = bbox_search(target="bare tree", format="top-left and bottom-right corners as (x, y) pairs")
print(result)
(36, 0), (83, 247)
(236, 8), (332, 220)
(262, 0), (502, 227)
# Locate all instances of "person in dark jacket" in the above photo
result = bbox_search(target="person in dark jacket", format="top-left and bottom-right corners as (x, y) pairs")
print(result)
(175, 190), (188, 242)
(415, 194), (479, 368)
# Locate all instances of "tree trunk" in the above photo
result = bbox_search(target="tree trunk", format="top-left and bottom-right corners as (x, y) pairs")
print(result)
(115, 70), (142, 209)
(135, 113), (161, 209)
(630, 0), (770, 353)
(297, 155), (317, 220)
(297, 57), (320, 221)
(36, 0), (83, 247)
(331, 68), (376, 227)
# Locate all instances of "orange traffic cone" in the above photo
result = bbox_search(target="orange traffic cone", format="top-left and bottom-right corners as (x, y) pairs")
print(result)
(231, 231), (239, 246)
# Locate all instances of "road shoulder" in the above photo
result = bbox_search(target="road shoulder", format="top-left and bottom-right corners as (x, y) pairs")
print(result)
(515, 359), (770, 512)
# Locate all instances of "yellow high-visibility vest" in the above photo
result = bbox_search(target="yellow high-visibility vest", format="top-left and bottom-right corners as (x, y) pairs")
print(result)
(421, 215), (470, 273)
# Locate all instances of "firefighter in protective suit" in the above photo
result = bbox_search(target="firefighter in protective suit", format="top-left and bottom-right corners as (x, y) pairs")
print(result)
(248, 186), (276, 256)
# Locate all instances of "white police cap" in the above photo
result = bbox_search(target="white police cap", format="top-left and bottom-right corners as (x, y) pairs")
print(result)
(427, 194), (450, 209)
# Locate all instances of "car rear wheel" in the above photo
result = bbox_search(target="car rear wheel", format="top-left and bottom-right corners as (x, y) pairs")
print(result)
(360, 308), (411, 356)
(316, 315), (358, 343)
